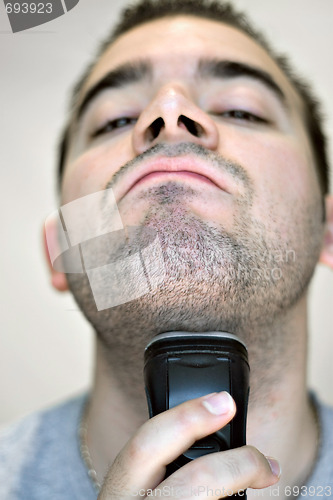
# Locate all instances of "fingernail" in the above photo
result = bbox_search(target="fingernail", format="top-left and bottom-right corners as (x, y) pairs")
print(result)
(202, 391), (234, 415)
(266, 457), (281, 478)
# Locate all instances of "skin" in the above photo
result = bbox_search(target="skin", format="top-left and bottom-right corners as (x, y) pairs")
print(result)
(45, 16), (333, 499)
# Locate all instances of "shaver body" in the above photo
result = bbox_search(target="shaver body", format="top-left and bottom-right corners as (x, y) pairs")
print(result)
(144, 331), (250, 495)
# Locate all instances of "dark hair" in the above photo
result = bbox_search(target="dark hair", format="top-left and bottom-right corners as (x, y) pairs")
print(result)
(58, 0), (330, 196)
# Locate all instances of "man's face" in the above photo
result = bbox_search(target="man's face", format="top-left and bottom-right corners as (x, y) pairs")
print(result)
(59, 17), (324, 351)
(63, 16), (320, 222)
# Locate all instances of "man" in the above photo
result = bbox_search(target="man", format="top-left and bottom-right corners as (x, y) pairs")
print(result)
(1, 0), (332, 498)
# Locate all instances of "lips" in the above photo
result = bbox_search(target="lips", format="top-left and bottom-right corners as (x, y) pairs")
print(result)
(119, 157), (232, 199)
(132, 170), (217, 189)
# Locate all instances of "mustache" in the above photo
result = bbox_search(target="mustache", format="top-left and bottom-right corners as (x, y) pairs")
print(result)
(105, 142), (252, 192)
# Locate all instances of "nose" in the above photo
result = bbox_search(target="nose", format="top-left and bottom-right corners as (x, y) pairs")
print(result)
(132, 84), (219, 154)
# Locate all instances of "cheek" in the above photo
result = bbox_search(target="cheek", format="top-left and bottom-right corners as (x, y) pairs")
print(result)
(61, 141), (131, 204)
(226, 134), (319, 224)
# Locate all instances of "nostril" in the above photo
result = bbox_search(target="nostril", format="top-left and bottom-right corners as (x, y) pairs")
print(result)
(149, 117), (164, 140)
(146, 115), (204, 142)
(178, 115), (204, 138)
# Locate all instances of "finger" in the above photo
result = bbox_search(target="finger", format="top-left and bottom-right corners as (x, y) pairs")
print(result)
(153, 446), (281, 499)
(98, 391), (236, 499)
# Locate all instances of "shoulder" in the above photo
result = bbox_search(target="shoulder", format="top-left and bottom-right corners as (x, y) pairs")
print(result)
(0, 393), (93, 500)
(0, 393), (87, 456)
(319, 399), (333, 466)
(305, 395), (333, 494)
(317, 397), (333, 462)
(319, 399), (333, 428)
(0, 408), (41, 497)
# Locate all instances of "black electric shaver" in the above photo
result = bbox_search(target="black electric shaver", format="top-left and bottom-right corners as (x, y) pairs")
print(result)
(144, 332), (250, 496)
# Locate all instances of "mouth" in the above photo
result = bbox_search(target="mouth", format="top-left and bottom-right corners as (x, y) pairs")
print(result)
(119, 156), (233, 200)
(130, 170), (217, 190)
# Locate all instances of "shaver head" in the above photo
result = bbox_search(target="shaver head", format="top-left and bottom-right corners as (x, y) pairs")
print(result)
(144, 331), (250, 475)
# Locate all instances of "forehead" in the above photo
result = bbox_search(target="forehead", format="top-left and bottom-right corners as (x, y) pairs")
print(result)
(81, 15), (301, 109)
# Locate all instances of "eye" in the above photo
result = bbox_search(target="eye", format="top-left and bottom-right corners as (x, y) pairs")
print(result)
(222, 110), (269, 124)
(91, 117), (137, 139)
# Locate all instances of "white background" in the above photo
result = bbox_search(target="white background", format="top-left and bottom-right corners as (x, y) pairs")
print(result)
(0, 0), (332, 426)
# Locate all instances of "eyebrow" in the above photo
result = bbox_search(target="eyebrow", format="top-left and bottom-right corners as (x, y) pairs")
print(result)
(198, 58), (286, 104)
(75, 57), (286, 122)
(76, 61), (152, 120)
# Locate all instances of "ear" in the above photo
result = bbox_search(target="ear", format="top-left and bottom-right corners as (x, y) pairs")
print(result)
(319, 194), (333, 269)
(43, 215), (69, 292)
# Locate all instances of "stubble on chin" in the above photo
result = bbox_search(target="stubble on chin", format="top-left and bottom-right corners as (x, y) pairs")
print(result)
(66, 180), (323, 400)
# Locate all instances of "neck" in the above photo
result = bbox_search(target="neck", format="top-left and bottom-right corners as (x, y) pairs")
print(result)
(84, 297), (319, 499)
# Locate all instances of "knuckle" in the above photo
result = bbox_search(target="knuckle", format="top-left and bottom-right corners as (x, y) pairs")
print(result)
(223, 454), (243, 482)
(240, 445), (265, 475)
(214, 446), (263, 484)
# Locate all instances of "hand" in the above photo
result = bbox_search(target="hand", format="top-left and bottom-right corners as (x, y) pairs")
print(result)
(98, 391), (280, 499)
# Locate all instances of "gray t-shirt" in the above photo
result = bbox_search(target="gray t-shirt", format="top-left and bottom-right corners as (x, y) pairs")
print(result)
(0, 393), (332, 499)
